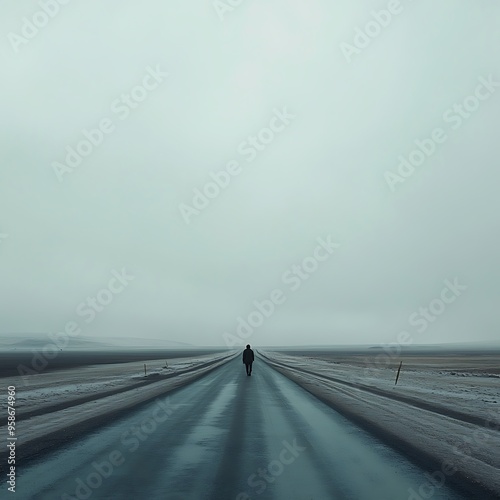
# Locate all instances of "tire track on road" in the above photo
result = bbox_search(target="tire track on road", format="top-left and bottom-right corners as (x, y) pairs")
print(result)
(17, 354), (237, 421)
(259, 352), (499, 430)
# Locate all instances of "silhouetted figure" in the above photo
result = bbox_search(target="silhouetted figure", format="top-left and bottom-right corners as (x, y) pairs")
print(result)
(242, 344), (254, 376)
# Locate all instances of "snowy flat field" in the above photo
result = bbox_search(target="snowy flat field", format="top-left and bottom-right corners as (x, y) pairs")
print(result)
(1, 346), (498, 495)
(0, 350), (236, 462)
(260, 349), (500, 496)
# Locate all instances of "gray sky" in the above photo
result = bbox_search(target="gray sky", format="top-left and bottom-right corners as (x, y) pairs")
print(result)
(1, 0), (499, 347)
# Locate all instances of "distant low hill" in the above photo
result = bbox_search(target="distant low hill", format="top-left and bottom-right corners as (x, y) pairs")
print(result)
(103, 336), (195, 348)
(0, 334), (194, 350)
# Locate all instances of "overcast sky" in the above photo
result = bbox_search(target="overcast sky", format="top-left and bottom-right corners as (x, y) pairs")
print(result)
(1, 0), (499, 348)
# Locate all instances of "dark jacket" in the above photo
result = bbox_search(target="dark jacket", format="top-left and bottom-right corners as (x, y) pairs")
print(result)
(242, 348), (254, 364)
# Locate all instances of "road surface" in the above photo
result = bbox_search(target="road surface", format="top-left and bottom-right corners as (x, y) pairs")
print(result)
(5, 356), (466, 499)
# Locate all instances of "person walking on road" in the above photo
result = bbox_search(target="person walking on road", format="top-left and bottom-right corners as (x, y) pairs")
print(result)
(242, 344), (254, 376)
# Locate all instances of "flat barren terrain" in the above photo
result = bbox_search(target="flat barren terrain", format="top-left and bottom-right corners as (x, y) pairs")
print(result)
(1, 348), (498, 499)
(261, 348), (500, 497)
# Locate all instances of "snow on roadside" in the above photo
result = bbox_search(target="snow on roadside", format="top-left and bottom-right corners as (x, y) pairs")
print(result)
(0, 351), (232, 415)
(262, 351), (499, 422)
(0, 352), (235, 454)
(262, 350), (500, 496)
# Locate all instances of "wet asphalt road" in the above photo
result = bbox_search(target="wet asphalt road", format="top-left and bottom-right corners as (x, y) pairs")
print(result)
(5, 356), (465, 500)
